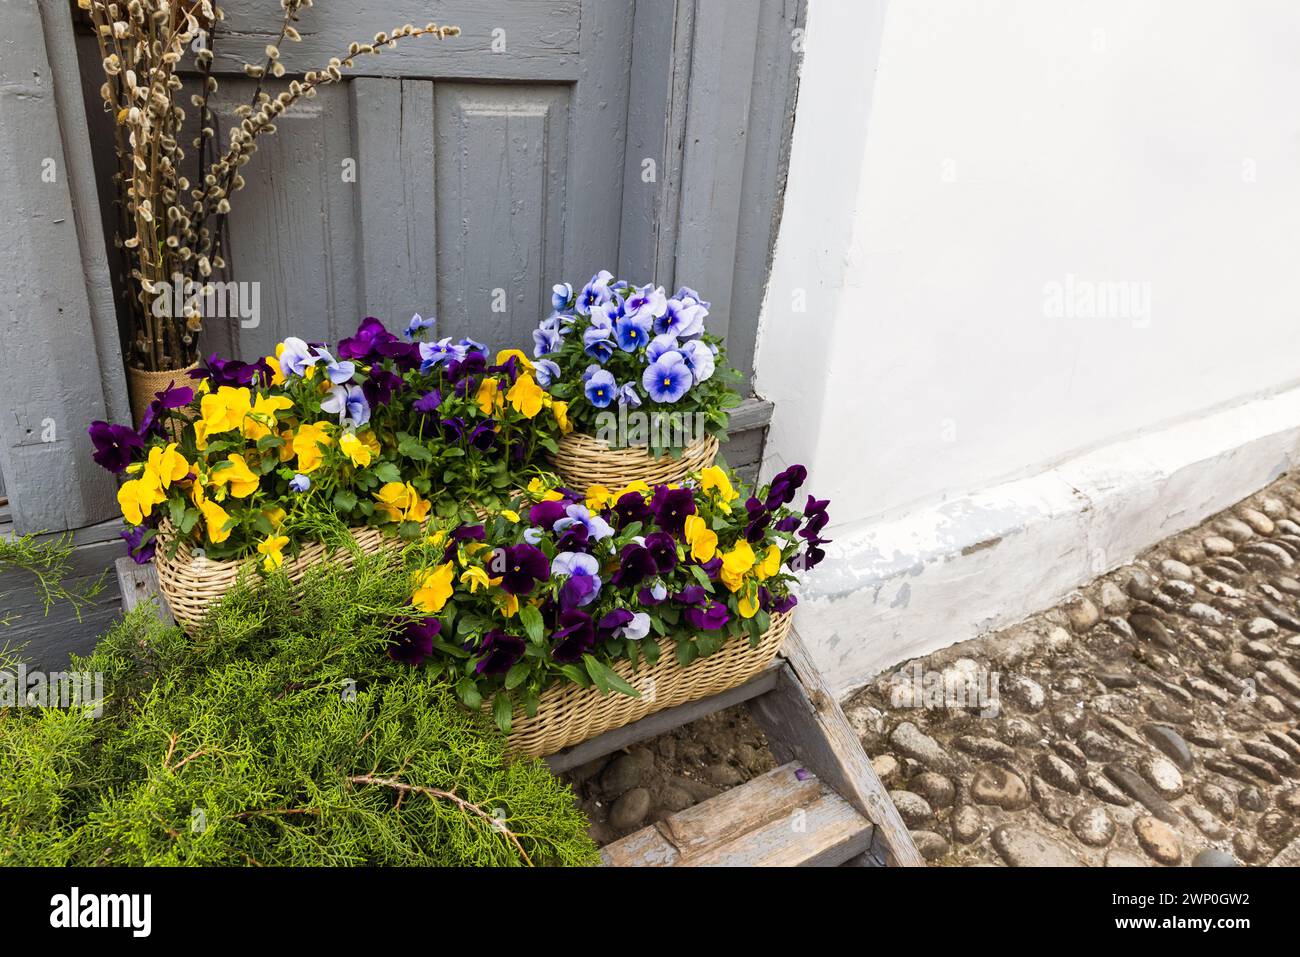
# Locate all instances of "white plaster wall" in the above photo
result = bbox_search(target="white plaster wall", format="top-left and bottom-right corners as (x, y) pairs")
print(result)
(756, 0), (1300, 693)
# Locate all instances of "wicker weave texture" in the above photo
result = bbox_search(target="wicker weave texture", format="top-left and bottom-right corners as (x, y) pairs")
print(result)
(548, 432), (719, 492)
(505, 609), (793, 758)
(154, 524), (395, 633)
(127, 364), (198, 428)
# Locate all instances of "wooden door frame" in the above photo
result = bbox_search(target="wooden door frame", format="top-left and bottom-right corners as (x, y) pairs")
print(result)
(0, 0), (128, 535)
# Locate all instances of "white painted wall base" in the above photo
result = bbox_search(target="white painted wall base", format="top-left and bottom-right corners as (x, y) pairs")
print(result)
(796, 383), (1300, 698)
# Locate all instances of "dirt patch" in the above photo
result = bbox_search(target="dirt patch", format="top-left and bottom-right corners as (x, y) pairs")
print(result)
(563, 704), (776, 845)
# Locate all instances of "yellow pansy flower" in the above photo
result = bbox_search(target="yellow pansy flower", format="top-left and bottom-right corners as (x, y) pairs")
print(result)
(506, 372), (545, 418)
(738, 589), (761, 619)
(428, 529), (448, 548)
(360, 430), (382, 457)
(585, 485), (614, 512)
(412, 562), (455, 613)
(699, 466), (739, 511)
(198, 386), (252, 436)
(476, 377), (504, 416)
(500, 509), (520, 523)
(257, 534), (290, 572)
(494, 349), (534, 371)
(720, 540), (757, 592)
(117, 472), (165, 526)
(614, 480), (651, 500)
(210, 453), (259, 499)
(145, 443), (190, 490)
(373, 482), (430, 524)
(192, 486), (233, 545)
(497, 592), (520, 618)
(756, 544), (782, 581)
(242, 393), (293, 441)
(551, 399), (573, 434)
(683, 514), (718, 563)
(339, 431), (372, 468)
(527, 476), (564, 502)
(291, 421), (333, 473)
(460, 566), (493, 593)
(265, 350), (286, 386)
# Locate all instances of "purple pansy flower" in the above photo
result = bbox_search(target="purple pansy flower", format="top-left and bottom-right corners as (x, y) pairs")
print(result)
(321, 384), (370, 427)
(89, 421), (144, 473)
(766, 464), (808, 510)
(611, 542), (657, 588)
(389, 616), (440, 666)
(583, 326), (615, 363)
(139, 381), (195, 437)
(552, 551), (602, 608)
(528, 499), (569, 530)
(552, 503), (614, 542)
(645, 531), (678, 573)
(612, 491), (652, 528)
(337, 317), (391, 361)
(552, 282), (574, 311)
(440, 416), (466, 441)
(651, 485), (696, 535)
(121, 524), (156, 564)
(468, 421), (498, 452)
(642, 351), (692, 403)
(584, 369), (617, 408)
(533, 325), (563, 358)
(551, 609), (596, 663)
(289, 474), (310, 493)
(684, 599), (730, 632)
(679, 338), (715, 383)
(614, 314), (653, 352)
(475, 630), (526, 676)
(618, 382), (642, 409)
(419, 337), (462, 372)
(497, 543), (550, 596)
(315, 347), (356, 385)
(363, 367), (403, 408)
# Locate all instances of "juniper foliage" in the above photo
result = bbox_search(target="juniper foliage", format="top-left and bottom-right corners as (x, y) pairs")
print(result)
(0, 553), (597, 866)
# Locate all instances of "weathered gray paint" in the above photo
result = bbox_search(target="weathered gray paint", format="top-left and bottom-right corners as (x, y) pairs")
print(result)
(0, 0), (126, 535)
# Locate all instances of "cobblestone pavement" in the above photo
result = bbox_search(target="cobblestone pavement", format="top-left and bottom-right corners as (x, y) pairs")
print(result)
(844, 476), (1300, 867)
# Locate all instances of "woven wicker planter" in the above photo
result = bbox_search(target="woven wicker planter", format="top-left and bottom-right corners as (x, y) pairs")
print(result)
(548, 432), (720, 492)
(505, 609), (793, 759)
(154, 523), (396, 633)
(154, 499), (498, 632)
(127, 363), (198, 429)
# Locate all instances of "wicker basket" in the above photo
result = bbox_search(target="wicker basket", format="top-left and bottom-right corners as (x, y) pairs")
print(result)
(154, 523), (396, 633)
(127, 363), (198, 428)
(505, 609), (793, 759)
(548, 431), (720, 492)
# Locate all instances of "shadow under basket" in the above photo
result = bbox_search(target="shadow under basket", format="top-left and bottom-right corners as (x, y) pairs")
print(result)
(505, 609), (793, 759)
(547, 431), (720, 492)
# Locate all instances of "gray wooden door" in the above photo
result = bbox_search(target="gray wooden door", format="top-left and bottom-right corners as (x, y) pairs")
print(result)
(75, 0), (802, 379)
(180, 0), (628, 364)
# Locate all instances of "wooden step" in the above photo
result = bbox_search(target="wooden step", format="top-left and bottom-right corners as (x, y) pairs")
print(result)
(600, 762), (873, 867)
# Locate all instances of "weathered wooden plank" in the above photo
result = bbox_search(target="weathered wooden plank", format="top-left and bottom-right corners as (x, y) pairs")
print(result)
(543, 658), (783, 774)
(686, 789), (870, 867)
(0, 0), (123, 533)
(671, 2), (761, 346)
(602, 763), (872, 868)
(434, 83), (570, 349)
(0, 538), (121, 670)
(560, 0), (633, 283)
(114, 557), (175, 626)
(750, 632), (926, 867)
(208, 0), (583, 82)
(352, 78), (438, 327)
(658, 761), (819, 855)
(726, 0), (806, 384)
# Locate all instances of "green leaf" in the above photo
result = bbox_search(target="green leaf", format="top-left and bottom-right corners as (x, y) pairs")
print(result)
(398, 437), (433, 463)
(688, 565), (714, 589)
(519, 605), (545, 644)
(373, 462), (402, 484)
(676, 640), (697, 667)
(557, 664), (590, 687)
(582, 654), (611, 695)
(456, 678), (481, 709)
(505, 662), (530, 690)
(601, 666), (641, 699)
(493, 693), (513, 733)
(333, 490), (358, 512)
